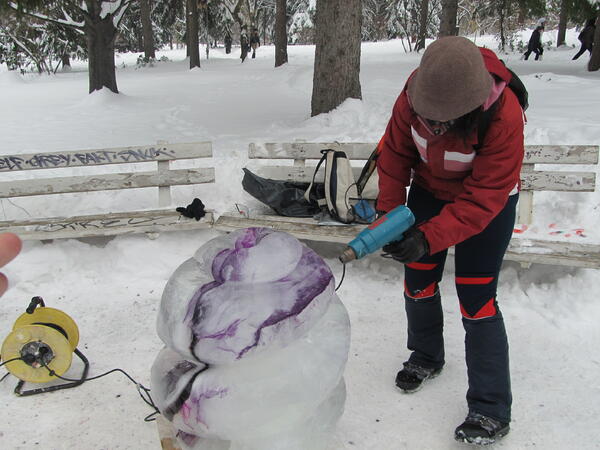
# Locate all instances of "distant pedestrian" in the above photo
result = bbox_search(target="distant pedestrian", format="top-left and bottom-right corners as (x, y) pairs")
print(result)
(224, 33), (232, 54)
(250, 28), (260, 59)
(240, 27), (249, 63)
(572, 18), (596, 60)
(523, 25), (544, 61)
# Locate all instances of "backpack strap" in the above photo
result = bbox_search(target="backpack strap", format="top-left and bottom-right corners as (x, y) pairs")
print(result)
(474, 105), (496, 151)
(304, 149), (329, 207)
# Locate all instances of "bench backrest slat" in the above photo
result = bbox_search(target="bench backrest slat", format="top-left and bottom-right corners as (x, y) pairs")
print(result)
(256, 165), (595, 193)
(0, 142), (212, 172)
(249, 143), (599, 165)
(0, 168), (215, 198)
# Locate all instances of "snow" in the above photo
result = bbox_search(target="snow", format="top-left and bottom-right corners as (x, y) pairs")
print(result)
(1, 30), (599, 449)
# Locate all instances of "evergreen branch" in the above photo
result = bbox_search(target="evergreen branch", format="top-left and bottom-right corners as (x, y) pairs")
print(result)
(8, 2), (85, 29)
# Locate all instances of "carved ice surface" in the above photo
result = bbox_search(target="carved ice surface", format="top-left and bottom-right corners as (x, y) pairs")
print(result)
(152, 228), (351, 450)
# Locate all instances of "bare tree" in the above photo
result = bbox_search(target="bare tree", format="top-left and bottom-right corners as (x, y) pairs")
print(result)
(275, 0), (288, 67)
(589, 16), (600, 71)
(140, 0), (156, 60)
(439, 0), (458, 37)
(187, 0), (200, 68)
(417, 0), (430, 50)
(311, 0), (362, 116)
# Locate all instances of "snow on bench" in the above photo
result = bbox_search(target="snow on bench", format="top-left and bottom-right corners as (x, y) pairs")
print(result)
(0, 142), (215, 240)
(215, 142), (600, 269)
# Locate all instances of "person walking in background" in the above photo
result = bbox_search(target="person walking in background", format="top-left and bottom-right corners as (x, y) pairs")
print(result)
(523, 23), (545, 60)
(224, 33), (232, 54)
(376, 36), (525, 445)
(573, 18), (596, 60)
(240, 27), (249, 63)
(250, 28), (260, 59)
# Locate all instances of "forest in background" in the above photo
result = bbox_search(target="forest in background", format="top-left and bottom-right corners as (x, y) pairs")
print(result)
(1, 1), (598, 116)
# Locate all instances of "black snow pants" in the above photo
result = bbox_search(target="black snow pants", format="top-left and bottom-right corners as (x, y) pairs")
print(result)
(402, 183), (517, 423)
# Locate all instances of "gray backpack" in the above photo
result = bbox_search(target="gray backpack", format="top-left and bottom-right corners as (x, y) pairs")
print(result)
(304, 149), (358, 224)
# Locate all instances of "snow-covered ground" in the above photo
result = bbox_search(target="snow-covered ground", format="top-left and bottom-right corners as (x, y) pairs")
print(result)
(0, 29), (599, 449)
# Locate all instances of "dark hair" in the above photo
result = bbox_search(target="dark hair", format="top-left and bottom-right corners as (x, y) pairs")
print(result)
(449, 100), (499, 142)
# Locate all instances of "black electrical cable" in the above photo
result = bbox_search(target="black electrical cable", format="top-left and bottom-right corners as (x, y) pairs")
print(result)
(335, 262), (346, 291)
(0, 357), (23, 367)
(41, 360), (160, 421)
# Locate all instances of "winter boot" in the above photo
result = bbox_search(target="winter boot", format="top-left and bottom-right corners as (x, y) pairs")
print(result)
(454, 411), (509, 445)
(395, 361), (442, 393)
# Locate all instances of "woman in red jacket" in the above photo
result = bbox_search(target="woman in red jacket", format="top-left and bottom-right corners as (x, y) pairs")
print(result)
(376, 36), (524, 445)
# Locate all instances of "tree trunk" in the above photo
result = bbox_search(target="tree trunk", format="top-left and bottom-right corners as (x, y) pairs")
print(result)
(187, 0), (200, 68)
(438, 0), (458, 37)
(417, 0), (430, 51)
(85, 17), (119, 93)
(275, 0), (288, 67)
(557, 0), (569, 47)
(589, 16), (600, 71)
(498, 0), (506, 52)
(61, 53), (71, 71)
(311, 0), (362, 116)
(140, 0), (156, 59)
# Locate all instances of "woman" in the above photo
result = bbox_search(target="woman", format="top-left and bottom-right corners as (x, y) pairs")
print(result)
(376, 36), (524, 445)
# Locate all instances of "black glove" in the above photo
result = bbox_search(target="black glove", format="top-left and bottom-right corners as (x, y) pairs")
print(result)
(382, 227), (430, 264)
(176, 198), (206, 221)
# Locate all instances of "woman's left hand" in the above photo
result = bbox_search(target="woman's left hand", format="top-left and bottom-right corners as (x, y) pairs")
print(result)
(382, 227), (429, 263)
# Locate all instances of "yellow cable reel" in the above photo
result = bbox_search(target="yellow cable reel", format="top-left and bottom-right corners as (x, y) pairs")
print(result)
(2, 306), (79, 383)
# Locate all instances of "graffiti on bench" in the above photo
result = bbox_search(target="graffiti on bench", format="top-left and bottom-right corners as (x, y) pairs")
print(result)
(0, 147), (175, 171)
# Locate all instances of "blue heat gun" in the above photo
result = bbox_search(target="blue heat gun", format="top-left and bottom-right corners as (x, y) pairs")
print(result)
(339, 205), (415, 263)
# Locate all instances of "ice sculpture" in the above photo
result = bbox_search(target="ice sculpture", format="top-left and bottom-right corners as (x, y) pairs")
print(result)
(151, 228), (351, 450)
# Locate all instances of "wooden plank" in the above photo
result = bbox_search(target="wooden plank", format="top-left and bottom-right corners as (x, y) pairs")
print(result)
(249, 142), (376, 160)
(215, 213), (600, 269)
(0, 209), (214, 240)
(0, 168), (215, 198)
(249, 143), (599, 164)
(523, 145), (599, 164)
(520, 171), (595, 192)
(0, 142), (213, 172)
(256, 166), (596, 192)
(214, 213), (364, 242)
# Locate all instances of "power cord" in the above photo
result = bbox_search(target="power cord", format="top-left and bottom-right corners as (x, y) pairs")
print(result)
(40, 359), (160, 422)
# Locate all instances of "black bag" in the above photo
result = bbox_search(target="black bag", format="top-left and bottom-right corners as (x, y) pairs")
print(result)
(241, 168), (323, 217)
(475, 63), (528, 150)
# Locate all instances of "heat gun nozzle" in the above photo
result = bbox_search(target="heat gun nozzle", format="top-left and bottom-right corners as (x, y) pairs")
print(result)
(339, 247), (357, 264)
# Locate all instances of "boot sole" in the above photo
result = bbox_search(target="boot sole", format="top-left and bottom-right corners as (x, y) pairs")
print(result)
(396, 369), (442, 394)
(455, 427), (509, 446)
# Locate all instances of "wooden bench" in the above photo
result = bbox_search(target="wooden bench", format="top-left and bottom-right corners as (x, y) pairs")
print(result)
(0, 142), (215, 240)
(215, 142), (600, 269)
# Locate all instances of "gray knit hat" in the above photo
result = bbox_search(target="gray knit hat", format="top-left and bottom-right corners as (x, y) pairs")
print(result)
(407, 36), (493, 122)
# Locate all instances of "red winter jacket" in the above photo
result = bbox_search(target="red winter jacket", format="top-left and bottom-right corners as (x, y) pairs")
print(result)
(376, 48), (525, 255)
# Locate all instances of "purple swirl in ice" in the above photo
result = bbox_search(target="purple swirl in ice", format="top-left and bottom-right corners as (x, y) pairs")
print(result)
(182, 228), (334, 363)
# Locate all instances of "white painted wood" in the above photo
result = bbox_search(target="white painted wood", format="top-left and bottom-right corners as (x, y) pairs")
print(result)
(520, 171), (595, 191)
(249, 142), (376, 160)
(157, 161), (172, 207)
(0, 209), (214, 240)
(523, 145), (599, 164)
(249, 142), (599, 164)
(0, 168), (215, 198)
(257, 165), (595, 192)
(517, 191), (533, 225)
(0, 142), (213, 172)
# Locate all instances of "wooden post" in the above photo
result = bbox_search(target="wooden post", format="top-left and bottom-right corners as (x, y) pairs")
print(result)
(157, 140), (171, 207)
(517, 164), (534, 224)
